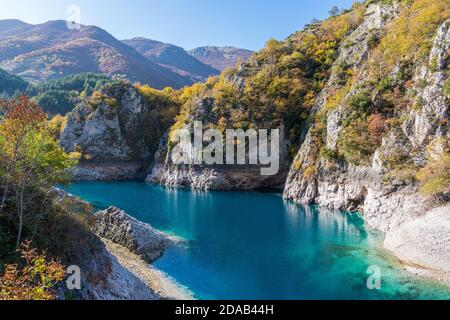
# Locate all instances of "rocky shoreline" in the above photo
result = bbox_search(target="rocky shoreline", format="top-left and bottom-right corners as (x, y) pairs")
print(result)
(384, 205), (450, 285)
(102, 239), (194, 300)
(53, 189), (192, 300)
(89, 206), (194, 300)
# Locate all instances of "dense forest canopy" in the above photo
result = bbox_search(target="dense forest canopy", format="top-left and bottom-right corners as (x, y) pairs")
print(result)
(0, 71), (112, 116)
(0, 69), (28, 97)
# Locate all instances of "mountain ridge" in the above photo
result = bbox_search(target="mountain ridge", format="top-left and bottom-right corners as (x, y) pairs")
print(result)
(122, 37), (220, 83)
(188, 46), (254, 71)
(0, 19), (253, 88)
(0, 19), (193, 89)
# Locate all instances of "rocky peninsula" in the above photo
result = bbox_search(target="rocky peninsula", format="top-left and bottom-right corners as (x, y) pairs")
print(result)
(53, 189), (192, 300)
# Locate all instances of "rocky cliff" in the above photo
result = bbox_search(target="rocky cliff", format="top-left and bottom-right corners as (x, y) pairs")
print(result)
(284, 3), (449, 226)
(283, 1), (449, 277)
(93, 206), (173, 263)
(147, 127), (290, 191)
(60, 81), (176, 180)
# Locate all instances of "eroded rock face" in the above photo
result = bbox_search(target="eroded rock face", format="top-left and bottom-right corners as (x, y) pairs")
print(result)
(284, 11), (449, 218)
(148, 164), (288, 191)
(147, 121), (290, 191)
(402, 19), (450, 148)
(93, 206), (172, 263)
(52, 189), (155, 300)
(60, 82), (163, 180)
(283, 6), (450, 276)
(284, 3), (399, 209)
(66, 234), (156, 300)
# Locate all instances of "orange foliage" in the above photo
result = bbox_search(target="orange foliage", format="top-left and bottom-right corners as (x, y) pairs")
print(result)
(0, 241), (65, 300)
(0, 96), (47, 139)
(367, 114), (386, 147)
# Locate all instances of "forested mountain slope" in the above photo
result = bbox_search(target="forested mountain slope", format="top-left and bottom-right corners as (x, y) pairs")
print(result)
(0, 20), (192, 89)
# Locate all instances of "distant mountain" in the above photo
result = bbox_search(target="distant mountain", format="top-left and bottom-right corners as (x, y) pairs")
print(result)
(0, 67), (28, 96)
(188, 46), (254, 71)
(0, 19), (31, 36)
(0, 20), (193, 89)
(123, 38), (220, 82)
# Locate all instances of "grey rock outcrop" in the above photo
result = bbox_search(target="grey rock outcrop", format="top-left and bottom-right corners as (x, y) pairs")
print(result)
(402, 19), (450, 148)
(148, 164), (288, 191)
(93, 206), (172, 263)
(67, 235), (156, 300)
(60, 82), (166, 181)
(147, 122), (290, 191)
(283, 4), (450, 278)
(51, 189), (156, 300)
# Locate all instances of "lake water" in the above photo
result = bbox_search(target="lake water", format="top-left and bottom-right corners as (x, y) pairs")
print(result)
(63, 182), (450, 300)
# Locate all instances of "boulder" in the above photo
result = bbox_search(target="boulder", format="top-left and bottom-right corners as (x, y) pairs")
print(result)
(93, 206), (172, 263)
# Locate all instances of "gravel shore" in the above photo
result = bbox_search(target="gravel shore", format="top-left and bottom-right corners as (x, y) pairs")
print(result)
(384, 205), (450, 285)
(102, 239), (195, 300)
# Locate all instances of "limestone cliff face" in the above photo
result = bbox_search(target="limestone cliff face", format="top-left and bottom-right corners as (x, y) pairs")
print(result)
(60, 82), (167, 180)
(147, 126), (290, 191)
(284, 3), (402, 219)
(284, 10), (449, 230)
(283, 3), (449, 275)
(93, 206), (172, 263)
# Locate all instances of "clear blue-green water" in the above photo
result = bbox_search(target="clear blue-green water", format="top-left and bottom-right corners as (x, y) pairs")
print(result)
(63, 182), (450, 300)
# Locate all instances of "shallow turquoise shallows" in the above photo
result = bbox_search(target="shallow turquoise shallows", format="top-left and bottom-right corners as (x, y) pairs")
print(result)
(63, 182), (450, 300)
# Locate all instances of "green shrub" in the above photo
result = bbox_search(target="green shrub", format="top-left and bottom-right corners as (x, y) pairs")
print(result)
(338, 118), (376, 165)
(377, 78), (394, 93)
(320, 147), (342, 161)
(367, 32), (380, 49)
(416, 154), (450, 196)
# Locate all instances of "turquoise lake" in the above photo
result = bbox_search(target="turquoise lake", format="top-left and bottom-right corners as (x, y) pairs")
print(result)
(63, 182), (450, 300)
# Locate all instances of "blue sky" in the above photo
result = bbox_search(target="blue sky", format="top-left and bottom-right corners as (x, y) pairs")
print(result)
(0, 0), (357, 50)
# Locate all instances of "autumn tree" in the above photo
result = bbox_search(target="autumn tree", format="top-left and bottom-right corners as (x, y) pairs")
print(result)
(329, 6), (339, 17)
(367, 114), (385, 147)
(0, 96), (76, 248)
(0, 241), (65, 300)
